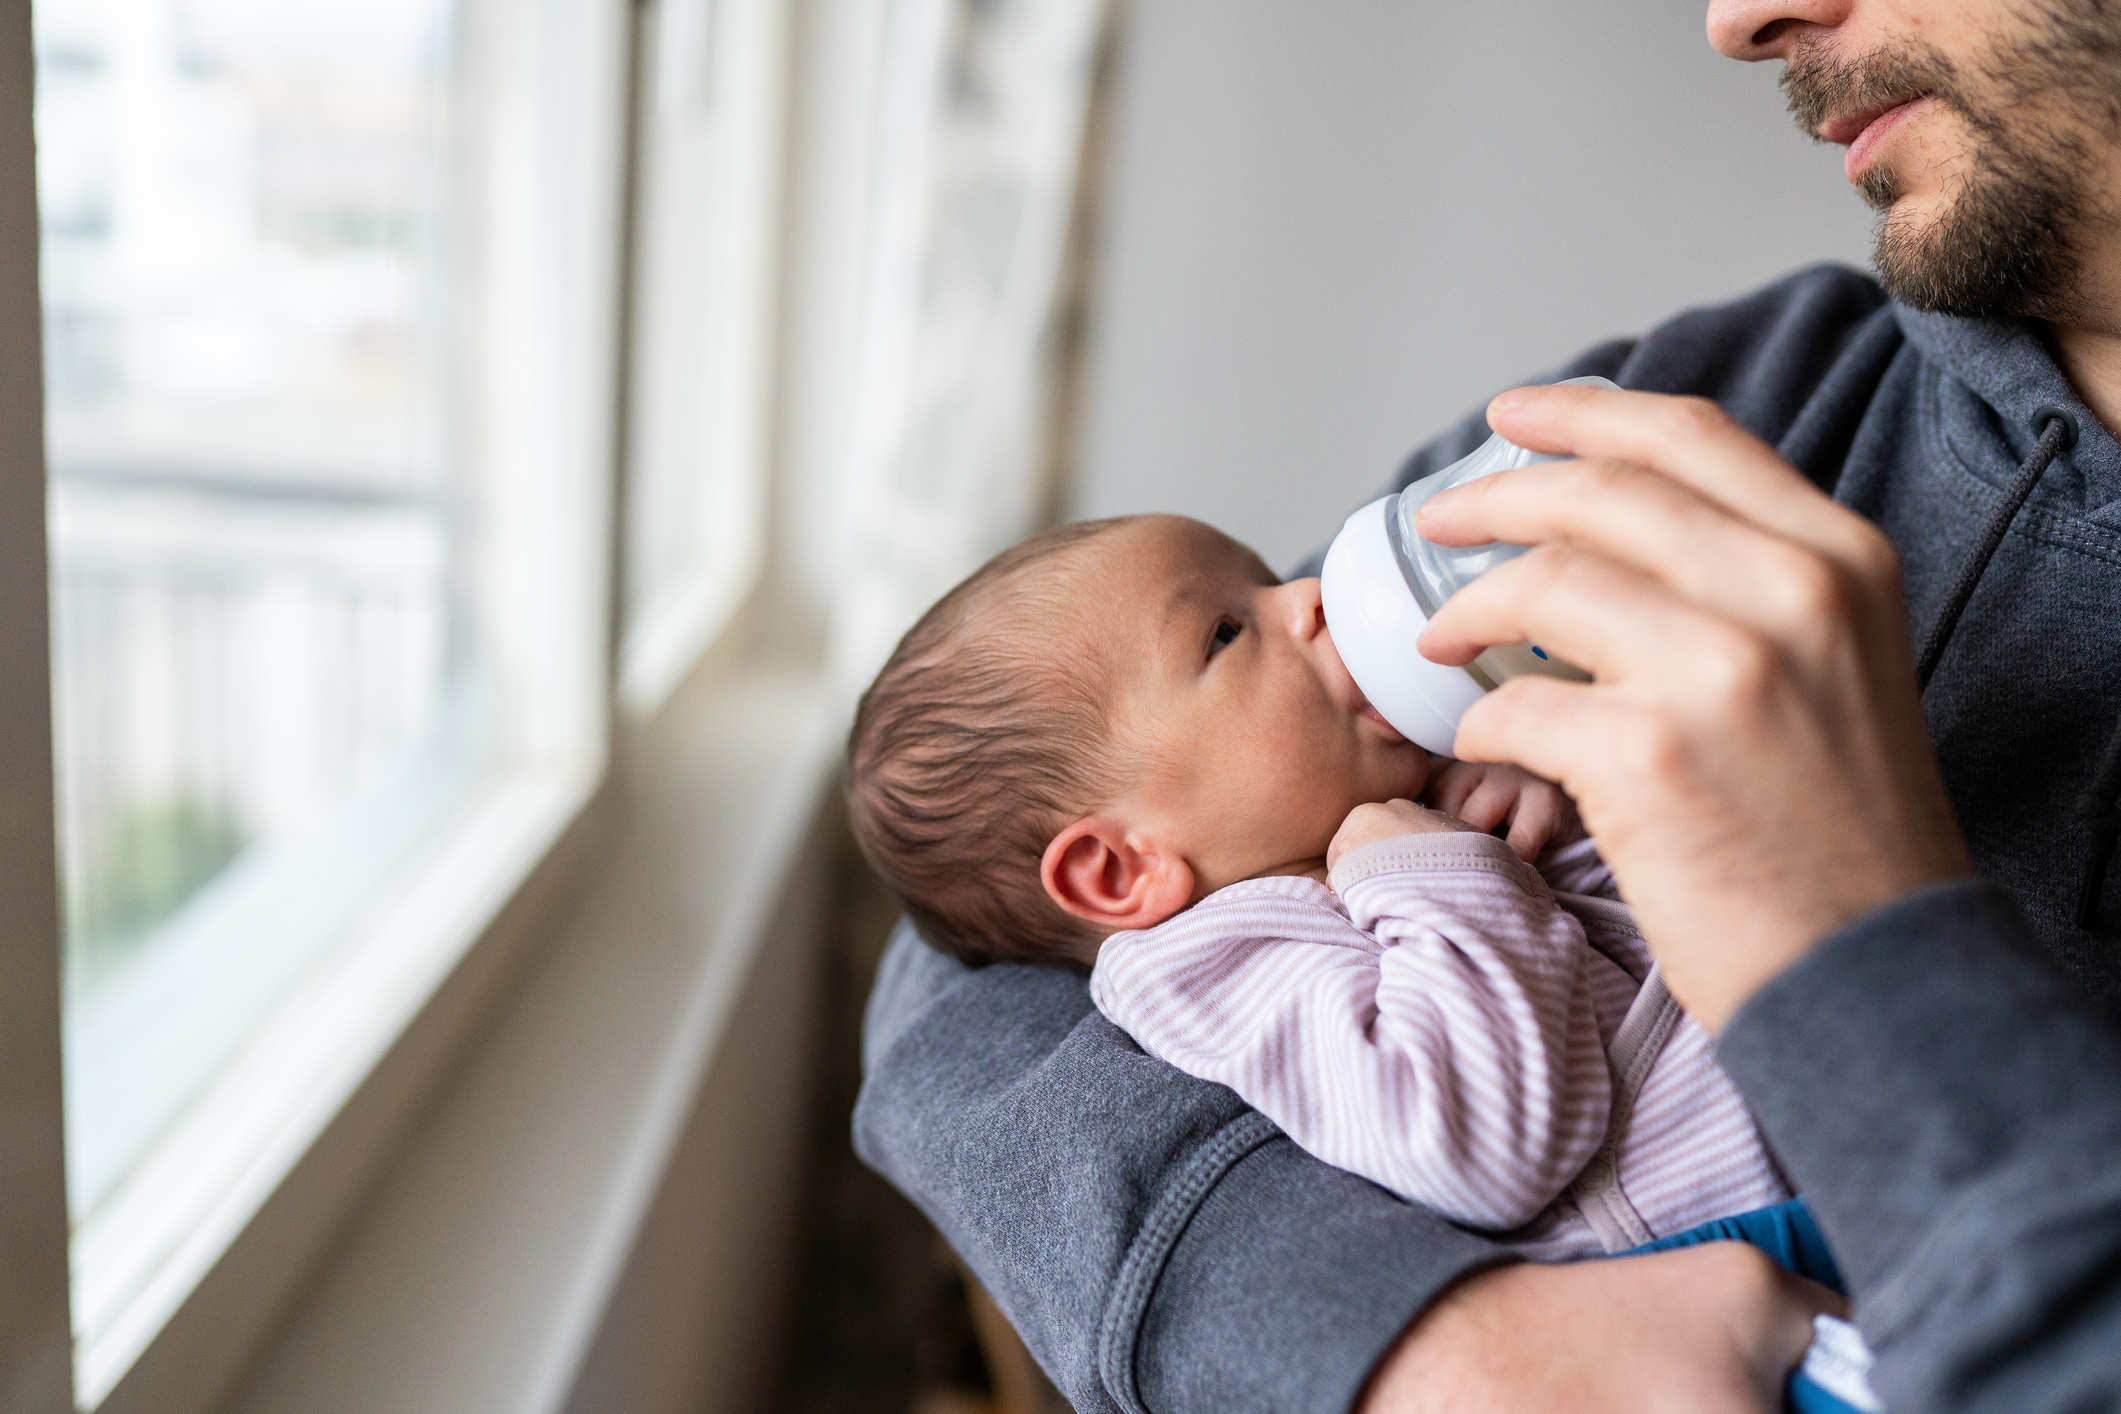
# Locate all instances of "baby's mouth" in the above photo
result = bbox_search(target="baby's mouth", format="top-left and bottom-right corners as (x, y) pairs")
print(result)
(1324, 626), (1407, 743)
(1352, 692), (1406, 744)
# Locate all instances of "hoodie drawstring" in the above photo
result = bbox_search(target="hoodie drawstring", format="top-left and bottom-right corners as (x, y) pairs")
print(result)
(1913, 408), (2076, 690)
(1910, 404), (2120, 929)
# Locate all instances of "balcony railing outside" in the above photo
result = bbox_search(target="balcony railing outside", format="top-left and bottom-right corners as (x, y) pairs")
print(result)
(35, 0), (468, 1002)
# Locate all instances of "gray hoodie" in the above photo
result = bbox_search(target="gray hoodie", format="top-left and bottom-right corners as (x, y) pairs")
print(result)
(855, 264), (2121, 1413)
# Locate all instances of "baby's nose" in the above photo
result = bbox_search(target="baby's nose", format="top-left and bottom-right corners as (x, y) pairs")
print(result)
(1279, 577), (1327, 638)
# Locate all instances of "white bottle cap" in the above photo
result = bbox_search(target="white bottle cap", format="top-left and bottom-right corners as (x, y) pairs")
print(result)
(1320, 494), (1485, 755)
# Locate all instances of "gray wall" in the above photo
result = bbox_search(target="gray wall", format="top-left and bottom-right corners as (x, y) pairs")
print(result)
(1070, 0), (1878, 572)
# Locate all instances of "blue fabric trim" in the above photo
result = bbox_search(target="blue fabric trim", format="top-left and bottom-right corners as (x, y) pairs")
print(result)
(1626, 1200), (1864, 1414)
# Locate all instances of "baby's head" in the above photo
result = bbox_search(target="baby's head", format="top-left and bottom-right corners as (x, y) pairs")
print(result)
(847, 514), (1430, 966)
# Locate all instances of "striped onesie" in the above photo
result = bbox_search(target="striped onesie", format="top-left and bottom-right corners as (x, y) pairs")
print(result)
(1088, 830), (1790, 1259)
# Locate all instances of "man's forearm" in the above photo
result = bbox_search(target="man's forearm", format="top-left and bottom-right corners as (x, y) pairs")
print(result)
(1358, 1244), (1835, 1414)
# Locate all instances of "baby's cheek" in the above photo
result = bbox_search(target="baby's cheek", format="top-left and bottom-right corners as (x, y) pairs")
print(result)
(1284, 765), (1360, 849)
(1406, 746), (1435, 793)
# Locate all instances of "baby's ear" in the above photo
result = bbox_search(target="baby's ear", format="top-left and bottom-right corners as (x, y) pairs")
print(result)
(1041, 816), (1194, 934)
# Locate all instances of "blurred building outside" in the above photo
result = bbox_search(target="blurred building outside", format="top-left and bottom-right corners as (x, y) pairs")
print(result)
(37, 0), (464, 998)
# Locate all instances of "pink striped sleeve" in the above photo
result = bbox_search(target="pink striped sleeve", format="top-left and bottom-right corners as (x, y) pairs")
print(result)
(1090, 833), (1611, 1230)
(1537, 835), (1619, 899)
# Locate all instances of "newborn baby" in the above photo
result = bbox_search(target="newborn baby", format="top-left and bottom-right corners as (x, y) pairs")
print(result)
(845, 513), (1792, 1256)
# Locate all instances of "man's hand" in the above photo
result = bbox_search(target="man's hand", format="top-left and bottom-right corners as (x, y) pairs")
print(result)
(1327, 798), (1483, 871)
(1359, 1245), (1842, 1414)
(1423, 760), (1587, 862)
(1414, 382), (1972, 1029)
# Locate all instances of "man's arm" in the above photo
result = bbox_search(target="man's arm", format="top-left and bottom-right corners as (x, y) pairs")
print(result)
(862, 923), (1841, 1414)
(1720, 883), (2121, 1414)
(855, 923), (1510, 1413)
(1417, 379), (2121, 1410)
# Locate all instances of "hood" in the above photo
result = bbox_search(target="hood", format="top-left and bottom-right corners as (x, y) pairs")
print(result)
(1893, 304), (2121, 516)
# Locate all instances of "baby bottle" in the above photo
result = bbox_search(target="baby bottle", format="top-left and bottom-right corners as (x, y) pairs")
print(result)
(1320, 376), (1615, 755)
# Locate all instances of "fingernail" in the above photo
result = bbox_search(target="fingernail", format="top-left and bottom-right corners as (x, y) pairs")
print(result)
(1412, 493), (1458, 538)
(1491, 387), (1536, 413)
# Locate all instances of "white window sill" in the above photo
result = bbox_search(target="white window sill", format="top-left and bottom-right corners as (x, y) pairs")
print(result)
(74, 754), (601, 1409)
(77, 740), (620, 1414)
(619, 546), (763, 717)
(205, 661), (844, 1414)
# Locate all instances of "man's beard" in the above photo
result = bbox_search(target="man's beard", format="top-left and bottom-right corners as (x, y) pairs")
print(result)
(1781, 11), (2121, 322)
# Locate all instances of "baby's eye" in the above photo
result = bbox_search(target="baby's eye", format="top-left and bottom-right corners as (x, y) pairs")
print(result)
(1210, 619), (1243, 654)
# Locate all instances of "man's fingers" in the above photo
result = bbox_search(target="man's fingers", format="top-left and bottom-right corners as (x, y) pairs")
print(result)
(1412, 456), (1873, 640)
(1418, 543), (1729, 684)
(1358, 1246), (1818, 1414)
(1479, 383), (1840, 543)
(1425, 384), (1888, 577)
(1784, 1270), (1849, 1324)
(1446, 673), (1619, 803)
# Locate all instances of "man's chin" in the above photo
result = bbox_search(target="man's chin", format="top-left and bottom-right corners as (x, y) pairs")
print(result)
(1863, 123), (2091, 320)
(1872, 198), (2085, 322)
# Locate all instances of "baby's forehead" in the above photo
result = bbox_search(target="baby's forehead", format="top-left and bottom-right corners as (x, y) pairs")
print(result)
(978, 518), (1265, 657)
(1096, 515), (1261, 583)
(1117, 518), (1273, 604)
(1076, 523), (1265, 650)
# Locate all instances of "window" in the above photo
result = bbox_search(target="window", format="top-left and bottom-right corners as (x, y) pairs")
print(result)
(828, 0), (1112, 682)
(43, 0), (470, 1220)
(0, 0), (1100, 1404)
(33, 0), (624, 1400)
(619, 0), (786, 711)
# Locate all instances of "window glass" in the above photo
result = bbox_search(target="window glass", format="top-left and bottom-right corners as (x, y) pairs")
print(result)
(829, 0), (1110, 684)
(619, 0), (781, 710)
(36, 0), (477, 1215)
(34, 0), (617, 1397)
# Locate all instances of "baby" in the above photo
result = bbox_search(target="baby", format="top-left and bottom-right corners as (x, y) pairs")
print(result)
(847, 510), (1803, 1247)
(849, 514), (1875, 1404)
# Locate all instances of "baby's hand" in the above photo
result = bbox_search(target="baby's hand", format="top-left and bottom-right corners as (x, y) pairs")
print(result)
(1423, 759), (1586, 863)
(1327, 799), (1483, 871)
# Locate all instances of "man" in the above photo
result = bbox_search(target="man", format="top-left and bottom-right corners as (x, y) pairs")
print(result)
(856, 1), (2121, 1409)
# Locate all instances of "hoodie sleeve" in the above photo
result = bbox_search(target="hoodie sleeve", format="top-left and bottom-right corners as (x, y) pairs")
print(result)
(855, 921), (1513, 1414)
(1718, 880), (2121, 1414)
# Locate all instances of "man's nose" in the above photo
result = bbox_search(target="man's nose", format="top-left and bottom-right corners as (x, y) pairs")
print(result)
(1706, 0), (1852, 61)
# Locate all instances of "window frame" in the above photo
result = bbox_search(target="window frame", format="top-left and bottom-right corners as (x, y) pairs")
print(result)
(5, 0), (655, 1409)
(0, 2), (76, 1409)
(616, 0), (789, 715)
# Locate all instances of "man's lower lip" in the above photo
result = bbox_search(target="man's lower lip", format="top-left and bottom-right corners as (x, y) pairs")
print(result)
(1844, 97), (1923, 183)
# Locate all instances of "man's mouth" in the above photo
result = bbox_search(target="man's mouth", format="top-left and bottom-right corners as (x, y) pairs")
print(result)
(1820, 95), (1928, 182)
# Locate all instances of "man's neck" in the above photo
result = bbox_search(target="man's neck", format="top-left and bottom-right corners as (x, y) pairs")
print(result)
(2047, 202), (2121, 440)
(2048, 322), (2121, 444)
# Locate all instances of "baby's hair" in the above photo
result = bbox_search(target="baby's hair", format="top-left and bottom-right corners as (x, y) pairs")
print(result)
(846, 518), (1134, 966)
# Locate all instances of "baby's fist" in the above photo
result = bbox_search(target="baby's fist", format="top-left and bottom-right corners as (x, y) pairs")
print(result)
(1424, 760), (1585, 862)
(1327, 799), (1482, 871)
